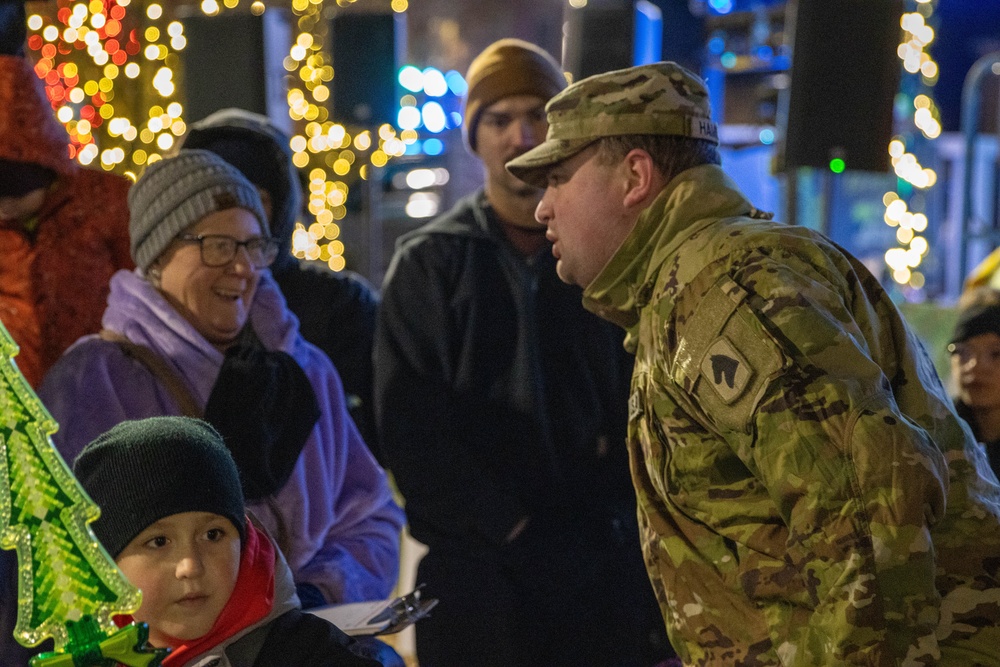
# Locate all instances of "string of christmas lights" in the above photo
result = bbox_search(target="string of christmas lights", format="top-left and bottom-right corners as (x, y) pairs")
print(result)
(25, 0), (417, 274)
(168, 0), (412, 271)
(281, 0), (408, 271)
(25, 0), (187, 179)
(882, 0), (940, 290)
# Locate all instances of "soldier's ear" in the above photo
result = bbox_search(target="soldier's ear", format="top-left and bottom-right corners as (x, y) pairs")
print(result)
(621, 148), (663, 211)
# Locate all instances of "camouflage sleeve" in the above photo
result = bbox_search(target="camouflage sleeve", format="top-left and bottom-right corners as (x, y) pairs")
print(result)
(683, 253), (949, 664)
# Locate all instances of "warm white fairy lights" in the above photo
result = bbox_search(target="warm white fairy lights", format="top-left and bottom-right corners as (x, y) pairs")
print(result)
(882, 192), (930, 287)
(280, 0), (408, 271)
(883, 0), (940, 289)
(30, 0), (412, 271)
(26, 0), (187, 175)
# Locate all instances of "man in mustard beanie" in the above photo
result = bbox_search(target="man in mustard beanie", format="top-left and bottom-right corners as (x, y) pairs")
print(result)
(462, 38), (567, 154)
(375, 41), (672, 667)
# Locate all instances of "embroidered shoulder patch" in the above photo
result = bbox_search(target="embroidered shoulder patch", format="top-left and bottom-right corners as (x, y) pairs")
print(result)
(671, 275), (784, 434)
(701, 336), (752, 404)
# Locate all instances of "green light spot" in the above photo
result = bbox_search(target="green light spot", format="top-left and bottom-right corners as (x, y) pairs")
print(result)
(830, 158), (846, 174)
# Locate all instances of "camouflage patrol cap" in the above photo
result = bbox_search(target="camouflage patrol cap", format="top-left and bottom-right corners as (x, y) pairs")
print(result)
(506, 61), (717, 188)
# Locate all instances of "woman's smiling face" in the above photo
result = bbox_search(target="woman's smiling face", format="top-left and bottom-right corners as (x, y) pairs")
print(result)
(154, 208), (264, 349)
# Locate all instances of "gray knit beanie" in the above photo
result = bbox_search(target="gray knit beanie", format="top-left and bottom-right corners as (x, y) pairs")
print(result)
(73, 416), (247, 558)
(128, 149), (268, 270)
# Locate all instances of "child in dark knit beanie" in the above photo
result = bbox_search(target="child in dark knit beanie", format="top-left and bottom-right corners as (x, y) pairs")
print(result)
(73, 416), (379, 667)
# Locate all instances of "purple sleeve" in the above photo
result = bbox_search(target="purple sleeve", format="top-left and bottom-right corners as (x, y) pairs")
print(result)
(300, 416), (405, 603)
(38, 337), (181, 465)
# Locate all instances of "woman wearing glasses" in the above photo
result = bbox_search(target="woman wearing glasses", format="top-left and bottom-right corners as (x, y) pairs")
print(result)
(948, 286), (1000, 482)
(39, 149), (404, 611)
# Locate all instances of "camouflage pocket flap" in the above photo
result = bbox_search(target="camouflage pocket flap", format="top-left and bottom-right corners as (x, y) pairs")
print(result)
(672, 275), (784, 433)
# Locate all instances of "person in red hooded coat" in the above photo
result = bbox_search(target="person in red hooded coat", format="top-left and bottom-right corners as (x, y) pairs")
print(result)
(0, 1), (132, 390)
(1, 4), (132, 663)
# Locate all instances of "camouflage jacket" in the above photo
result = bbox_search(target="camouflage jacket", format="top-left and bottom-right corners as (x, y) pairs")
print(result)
(583, 164), (1000, 666)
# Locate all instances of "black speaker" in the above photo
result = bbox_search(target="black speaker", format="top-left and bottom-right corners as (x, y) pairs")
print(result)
(181, 11), (291, 124)
(563, 0), (634, 81)
(330, 13), (403, 126)
(780, 0), (904, 172)
(182, 14), (266, 121)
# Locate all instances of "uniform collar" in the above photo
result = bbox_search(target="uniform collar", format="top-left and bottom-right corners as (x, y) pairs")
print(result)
(582, 164), (756, 341)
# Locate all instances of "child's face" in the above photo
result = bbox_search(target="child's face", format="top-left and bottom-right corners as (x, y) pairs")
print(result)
(116, 511), (241, 648)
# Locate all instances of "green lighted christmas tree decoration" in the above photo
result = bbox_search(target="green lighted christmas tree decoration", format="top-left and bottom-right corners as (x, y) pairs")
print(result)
(0, 320), (167, 667)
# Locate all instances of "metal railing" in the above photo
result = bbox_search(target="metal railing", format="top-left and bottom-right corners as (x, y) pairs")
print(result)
(959, 51), (1000, 286)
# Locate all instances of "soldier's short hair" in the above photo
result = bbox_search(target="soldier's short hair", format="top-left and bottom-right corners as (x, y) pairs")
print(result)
(595, 135), (721, 183)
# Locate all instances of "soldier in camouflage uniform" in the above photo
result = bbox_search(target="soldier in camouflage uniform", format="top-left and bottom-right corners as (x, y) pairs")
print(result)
(508, 62), (1000, 666)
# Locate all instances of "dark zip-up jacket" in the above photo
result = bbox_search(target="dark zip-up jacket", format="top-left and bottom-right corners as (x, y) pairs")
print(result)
(374, 190), (636, 550)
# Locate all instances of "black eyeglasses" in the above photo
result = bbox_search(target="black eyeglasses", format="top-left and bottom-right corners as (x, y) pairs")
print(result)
(178, 234), (280, 269)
